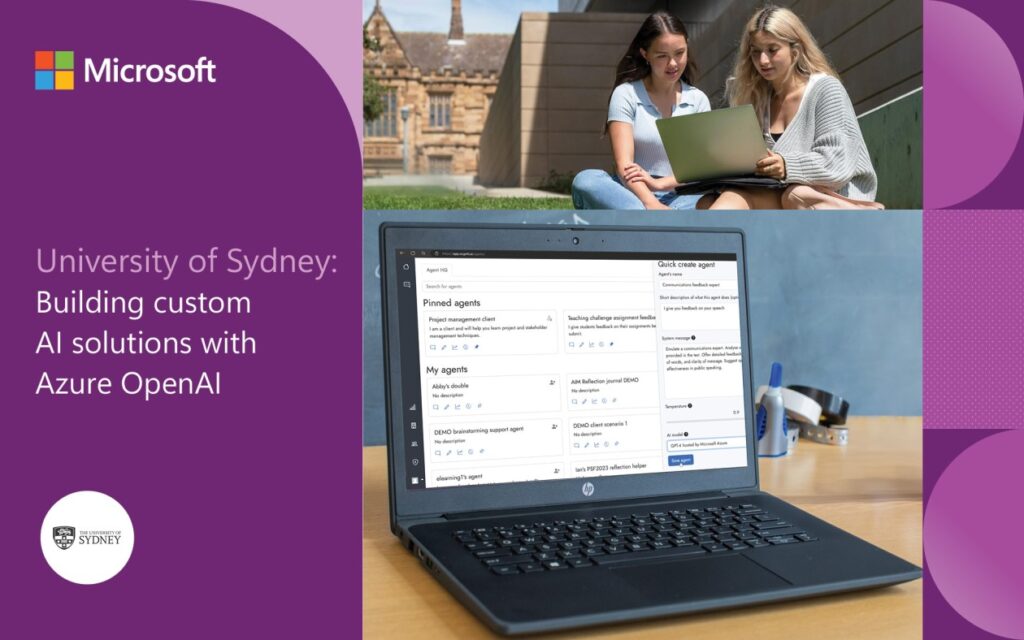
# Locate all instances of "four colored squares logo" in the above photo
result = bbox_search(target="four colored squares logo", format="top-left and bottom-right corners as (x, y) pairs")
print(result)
(35, 50), (74, 90)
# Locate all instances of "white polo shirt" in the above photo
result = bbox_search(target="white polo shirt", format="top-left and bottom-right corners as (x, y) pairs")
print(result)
(607, 80), (711, 178)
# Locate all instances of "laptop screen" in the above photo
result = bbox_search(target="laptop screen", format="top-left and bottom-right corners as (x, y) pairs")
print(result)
(393, 248), (748, 491)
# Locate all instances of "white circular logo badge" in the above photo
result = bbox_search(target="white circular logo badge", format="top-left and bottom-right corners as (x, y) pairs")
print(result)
(40, 491), (134, 585)
(582, 482), (595, 497)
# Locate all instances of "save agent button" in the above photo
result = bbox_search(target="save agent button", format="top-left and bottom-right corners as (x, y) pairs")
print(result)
(668, 454), (694, 466)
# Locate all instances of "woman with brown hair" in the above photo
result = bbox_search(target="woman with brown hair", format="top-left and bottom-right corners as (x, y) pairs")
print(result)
(572, 12), (710, 210)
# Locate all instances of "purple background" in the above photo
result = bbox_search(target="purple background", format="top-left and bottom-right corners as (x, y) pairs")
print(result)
(0, 1), (360, 637)
(924, 1), (1024, 638)
(4, 0), (1024, 636)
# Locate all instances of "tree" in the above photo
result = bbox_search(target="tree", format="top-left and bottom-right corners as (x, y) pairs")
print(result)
(364, 30), (385, 122)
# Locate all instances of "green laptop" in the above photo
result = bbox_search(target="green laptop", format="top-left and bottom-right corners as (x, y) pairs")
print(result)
(656, 104), (785, 192)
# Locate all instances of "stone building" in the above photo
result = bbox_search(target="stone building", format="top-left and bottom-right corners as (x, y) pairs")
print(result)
(363, 0), (512, 177)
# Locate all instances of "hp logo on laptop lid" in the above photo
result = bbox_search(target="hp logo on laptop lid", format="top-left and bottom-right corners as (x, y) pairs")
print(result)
(582, 482), (595, 497)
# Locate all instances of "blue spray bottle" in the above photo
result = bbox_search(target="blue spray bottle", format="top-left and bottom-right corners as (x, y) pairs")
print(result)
(757, 362), (789, 457)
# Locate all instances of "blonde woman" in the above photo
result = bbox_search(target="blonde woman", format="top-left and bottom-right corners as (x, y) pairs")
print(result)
(703, 5), (881, 210)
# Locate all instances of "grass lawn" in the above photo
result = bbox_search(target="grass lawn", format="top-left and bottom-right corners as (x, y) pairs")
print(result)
(364, 186), (574, 210)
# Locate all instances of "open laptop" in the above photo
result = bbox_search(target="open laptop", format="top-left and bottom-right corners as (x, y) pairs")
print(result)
(655, 105), (785, 193)
(379, 223), (919, 635)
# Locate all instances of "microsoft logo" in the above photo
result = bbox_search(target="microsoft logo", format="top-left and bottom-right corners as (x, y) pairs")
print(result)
(35, 50), (74, 90)
(33, 50), (216, 90)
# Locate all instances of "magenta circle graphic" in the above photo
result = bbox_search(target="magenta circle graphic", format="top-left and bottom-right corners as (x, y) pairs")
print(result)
(924, 1), (1024, 209)
(925, 430), (1024, 639)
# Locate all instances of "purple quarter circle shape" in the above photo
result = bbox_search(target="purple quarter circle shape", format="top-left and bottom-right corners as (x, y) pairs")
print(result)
(925, 430), (1024, 639)
(924, 1), (1024, 209)
(201, 0), (364, 139)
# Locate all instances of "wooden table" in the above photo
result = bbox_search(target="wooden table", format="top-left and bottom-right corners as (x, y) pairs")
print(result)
(363, 418), (921, 639)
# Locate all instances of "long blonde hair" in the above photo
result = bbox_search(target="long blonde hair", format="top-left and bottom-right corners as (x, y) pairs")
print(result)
(728, 5), (837, 116)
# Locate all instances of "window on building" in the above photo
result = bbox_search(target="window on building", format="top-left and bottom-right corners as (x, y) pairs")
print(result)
(428, 155), (453, 175)
(365, 88), (397, 138)
(428, 93), (452, 130)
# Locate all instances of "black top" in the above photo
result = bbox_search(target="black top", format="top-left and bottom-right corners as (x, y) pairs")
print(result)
(770, 132), (783, 142)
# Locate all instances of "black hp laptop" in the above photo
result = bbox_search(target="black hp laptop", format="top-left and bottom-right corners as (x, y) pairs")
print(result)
(379, 223), (919, 635)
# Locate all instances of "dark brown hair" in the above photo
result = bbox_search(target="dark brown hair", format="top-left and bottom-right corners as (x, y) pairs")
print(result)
(604, 12), (698, 133)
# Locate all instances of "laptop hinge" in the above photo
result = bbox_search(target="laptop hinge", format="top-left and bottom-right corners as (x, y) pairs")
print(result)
(443, 491), (729, 522)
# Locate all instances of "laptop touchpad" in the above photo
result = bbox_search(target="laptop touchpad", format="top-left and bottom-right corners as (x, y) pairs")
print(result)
(610, 554), (792, 602)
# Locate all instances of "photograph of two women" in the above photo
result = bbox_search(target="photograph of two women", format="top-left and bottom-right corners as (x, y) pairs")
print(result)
(362, 0), (921, 211)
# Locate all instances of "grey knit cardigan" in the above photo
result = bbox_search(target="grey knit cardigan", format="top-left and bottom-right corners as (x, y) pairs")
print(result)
(767, 74), (878, 201)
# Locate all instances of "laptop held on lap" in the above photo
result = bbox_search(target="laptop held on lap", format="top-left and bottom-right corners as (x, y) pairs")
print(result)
(655, 105), (786, 194)
(379, 223), (919, 635)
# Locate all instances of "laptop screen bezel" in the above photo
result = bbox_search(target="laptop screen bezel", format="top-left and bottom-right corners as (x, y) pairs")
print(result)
(380, 223), (759, 521)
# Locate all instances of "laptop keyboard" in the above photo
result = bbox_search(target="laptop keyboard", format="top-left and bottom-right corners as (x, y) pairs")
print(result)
(452, 503), (817, 576)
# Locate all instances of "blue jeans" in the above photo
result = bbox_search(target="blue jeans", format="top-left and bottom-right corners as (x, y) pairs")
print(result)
(571, 169), (703, 210)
